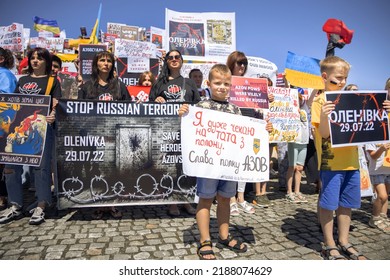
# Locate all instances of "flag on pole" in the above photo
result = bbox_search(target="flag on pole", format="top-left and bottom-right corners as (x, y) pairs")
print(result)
(89, 3), (102, 44)
(33, 16), (60, 35)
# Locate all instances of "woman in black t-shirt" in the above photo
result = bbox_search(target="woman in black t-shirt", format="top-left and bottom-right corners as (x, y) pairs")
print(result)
(78, 51), (129, 101)
(1, 47), (61, 226)
(78, 51), (128, 219)
(149, 49), (200, 104)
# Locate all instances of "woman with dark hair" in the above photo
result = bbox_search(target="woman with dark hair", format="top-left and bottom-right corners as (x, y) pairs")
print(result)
(0, 47), (17, 93)
(226, 51), (256, 216)
(0, 47), (61, 225)
(149, 49), (200, 216)
(149, 49), (200, 103)
(226, 51), (248, 78)
(78, 51), (129, 101)
(78, 51), (128, 219)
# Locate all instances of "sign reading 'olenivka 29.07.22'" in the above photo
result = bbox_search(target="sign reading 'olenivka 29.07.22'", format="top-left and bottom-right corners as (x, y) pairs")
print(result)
(326, 90), (390, 147)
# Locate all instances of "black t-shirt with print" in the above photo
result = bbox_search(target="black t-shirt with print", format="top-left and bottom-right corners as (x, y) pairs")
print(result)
(149, 75), (201, 103)
(16, 75), (62, 99)
(78, 80), (130, 101)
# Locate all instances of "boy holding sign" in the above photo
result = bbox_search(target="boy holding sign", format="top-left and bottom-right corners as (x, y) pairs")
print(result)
(312, 56), (390, 260)
(179, 64), (273, 260)
(179, 64), (245, 260)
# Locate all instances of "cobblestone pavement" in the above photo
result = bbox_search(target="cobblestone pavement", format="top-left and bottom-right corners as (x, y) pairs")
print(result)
(0, 179), (389, 260)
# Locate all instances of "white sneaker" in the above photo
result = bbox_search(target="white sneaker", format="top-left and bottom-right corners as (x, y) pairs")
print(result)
(29, 207), (45, 225)
(237, 201), (255, 214)
(0, 205), (22, 224)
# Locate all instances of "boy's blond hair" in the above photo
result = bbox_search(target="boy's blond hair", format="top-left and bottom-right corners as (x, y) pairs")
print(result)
(320, 56), (350, 75)
(384, 77), (390, 91)
(208, 64), (231, 81)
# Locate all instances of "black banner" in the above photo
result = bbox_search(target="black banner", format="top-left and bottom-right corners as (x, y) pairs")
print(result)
(326, 91), (389, 147)
(56, 100), (196, 209)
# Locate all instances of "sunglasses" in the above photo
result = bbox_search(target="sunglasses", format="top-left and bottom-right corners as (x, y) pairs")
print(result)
(167, 55), (181, 61)
(236, 60), (248, 67)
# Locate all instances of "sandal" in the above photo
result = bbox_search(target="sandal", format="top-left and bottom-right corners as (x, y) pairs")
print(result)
(230, 203), (240, 216)
(216, 235), (247, 253)
(237, 201), (255, 214)
(320, 243), (347, 260)
(109, 207), (122, 219)
(197, 240), (216, 260)
(337, 242), (368, 260)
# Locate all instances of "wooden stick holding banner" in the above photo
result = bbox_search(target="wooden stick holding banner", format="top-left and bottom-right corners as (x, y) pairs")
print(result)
(181, 106), (269, 182)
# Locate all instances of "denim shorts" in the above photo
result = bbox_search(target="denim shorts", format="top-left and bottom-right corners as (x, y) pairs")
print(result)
(370, 174), (390, 185)
(196, 177), (237, 199)
(319, 170), (361, 211)
(287, 143), (307, 166)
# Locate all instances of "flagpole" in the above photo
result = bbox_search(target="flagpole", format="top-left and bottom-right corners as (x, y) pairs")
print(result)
(96, 3), (102, 40)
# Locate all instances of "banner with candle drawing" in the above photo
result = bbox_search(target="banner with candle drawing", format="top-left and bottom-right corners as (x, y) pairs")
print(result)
(0, 93), (50, 166)
(56, 100), (196, 209)
(266, 87), (309, 144)
(325, 90), (390, 147)
(181, 106), (269, 182)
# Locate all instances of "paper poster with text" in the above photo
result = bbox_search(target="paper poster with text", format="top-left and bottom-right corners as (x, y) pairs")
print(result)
(29, 37), (64, 52)
(267, 87), (308, 143)
(181, 106), (269, 182)
(229, 76), (269, 109)
(326, 90), (390, 147)
(359, 146), (374, 197)
(116, 57), (159, 87)
(245, 56), (278, 86)
(78, 44), (108, 81)
(114, 39), (157, 58)
(0, 23), (24, 52)
(0, 93), (50, 166)
(56, 100), (196, 209)
(166, 8), (236, 61)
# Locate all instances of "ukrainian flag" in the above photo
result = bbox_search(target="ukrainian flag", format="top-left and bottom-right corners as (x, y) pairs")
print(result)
(33, 16), (60, 35)
(285, 51), (324, 89)
(89, 3), (102, 44)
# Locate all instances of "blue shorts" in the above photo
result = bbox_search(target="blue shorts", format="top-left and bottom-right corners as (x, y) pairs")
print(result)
(319, 170), (361, 211)
(196, 177), (237, 199)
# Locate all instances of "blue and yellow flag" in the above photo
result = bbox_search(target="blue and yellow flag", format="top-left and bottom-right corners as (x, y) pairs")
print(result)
(33, 16), (60, 35)
(89, 3), (102, 44)
(285, 51), (324, 89)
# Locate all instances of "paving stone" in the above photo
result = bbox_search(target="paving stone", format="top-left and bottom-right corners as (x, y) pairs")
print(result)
(0, 179), (389, 260)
